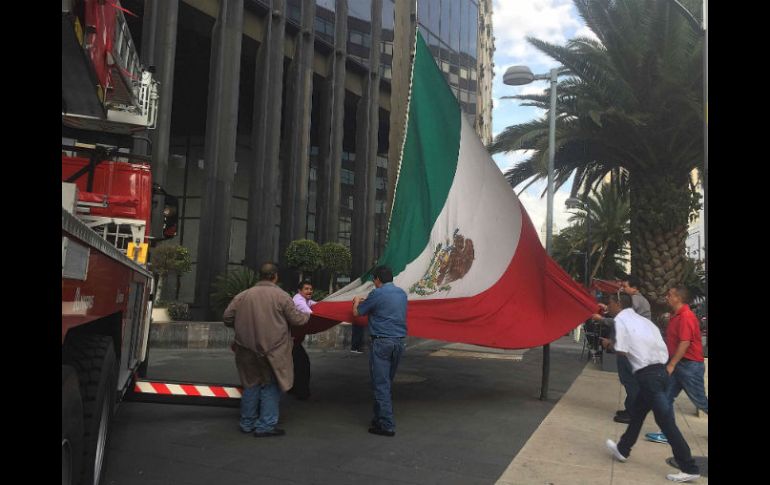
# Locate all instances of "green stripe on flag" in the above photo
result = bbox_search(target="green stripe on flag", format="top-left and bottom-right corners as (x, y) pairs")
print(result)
(377, 31), (461, 277)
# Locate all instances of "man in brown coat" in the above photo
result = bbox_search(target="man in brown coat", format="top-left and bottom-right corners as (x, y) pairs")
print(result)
(223, 263), (310, 437)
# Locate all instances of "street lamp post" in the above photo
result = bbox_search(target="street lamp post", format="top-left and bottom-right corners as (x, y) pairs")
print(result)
(503, 65), (562, 401)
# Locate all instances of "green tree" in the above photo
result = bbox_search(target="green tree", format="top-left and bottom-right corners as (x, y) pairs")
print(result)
(210, 267), (259, 316)
(320, 242), (352, 293)
(553, 184), (630, 284)
(489, 0), (703, 314)
(285, 239), (322, 282)
(149, 244), (192, 303)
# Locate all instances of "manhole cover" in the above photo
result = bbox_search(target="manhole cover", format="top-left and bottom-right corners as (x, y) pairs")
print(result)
(394, 373), (426, 383)
(666, 456), (708, 477)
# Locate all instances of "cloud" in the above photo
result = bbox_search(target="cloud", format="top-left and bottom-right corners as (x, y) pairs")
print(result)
(491, 0), (580, 63)
(492, 150), (533, 173)
(516, 184), (574, 244)
(574, 25), (600, 42)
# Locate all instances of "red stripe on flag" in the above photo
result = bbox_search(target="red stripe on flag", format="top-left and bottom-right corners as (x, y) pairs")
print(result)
(210, 386), (229, 398)
(180, 385), (200, 396)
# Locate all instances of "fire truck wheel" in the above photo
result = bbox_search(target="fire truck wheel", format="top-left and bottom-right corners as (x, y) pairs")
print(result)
(62, 365), (84, 485)
(63, 335), (117, 485)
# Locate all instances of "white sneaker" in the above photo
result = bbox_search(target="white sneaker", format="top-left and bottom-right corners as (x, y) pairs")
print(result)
(605, 439), (627, 462)
(666, 472), (700, 482)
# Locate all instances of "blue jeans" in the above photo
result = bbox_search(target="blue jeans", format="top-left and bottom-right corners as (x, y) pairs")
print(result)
(668, 359), (708, 414)
(240, 381), (281, 433)
(617, 364), (698, 475)
(369, 337), (405, 431)
(616, 354), (639, 412)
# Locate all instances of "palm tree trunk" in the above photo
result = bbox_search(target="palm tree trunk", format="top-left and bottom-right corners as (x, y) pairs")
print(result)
(629, 173), (690, 320)
(590, 240), (610, 282)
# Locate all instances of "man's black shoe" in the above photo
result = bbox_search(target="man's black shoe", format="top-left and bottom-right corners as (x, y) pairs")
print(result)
(613, 414), (631, 424)
(368, 426), (395, 437)
(615, 410), (630, 419)
(254, 428), (286, 438)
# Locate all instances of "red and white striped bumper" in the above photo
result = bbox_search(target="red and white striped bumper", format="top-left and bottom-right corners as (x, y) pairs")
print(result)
(133, 380), (242, 399)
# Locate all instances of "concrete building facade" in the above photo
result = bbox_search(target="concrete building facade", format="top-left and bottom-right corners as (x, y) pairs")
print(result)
(73, 0), (494, 318)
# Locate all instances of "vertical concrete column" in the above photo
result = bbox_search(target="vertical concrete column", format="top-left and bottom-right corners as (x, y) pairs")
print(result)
(195, 0), (244, 317)
(246, 0), (286, 269)
(316, 0), (348, 244)
(352, 0), (383, 276)
(386, 0), (416, 222)
(279, 1), (316, 257)
(147, 0), (178, 239)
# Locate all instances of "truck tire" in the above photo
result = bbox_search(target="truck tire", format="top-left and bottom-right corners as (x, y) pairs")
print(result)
(63, 335), (117, 485)
(62, 365), (84, 485)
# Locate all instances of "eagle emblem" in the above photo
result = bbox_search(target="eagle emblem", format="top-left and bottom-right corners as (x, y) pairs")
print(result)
(409, 229), (475, 296)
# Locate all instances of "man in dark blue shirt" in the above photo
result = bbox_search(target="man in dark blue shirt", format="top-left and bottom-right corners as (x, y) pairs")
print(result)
(353, 265), (408, 437)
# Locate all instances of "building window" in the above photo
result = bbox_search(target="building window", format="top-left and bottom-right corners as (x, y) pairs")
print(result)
(341, 169), (354, 185)
(339, 216), (352, 248)
(376, 156), (388, 169)
(350, 30), (371, 48)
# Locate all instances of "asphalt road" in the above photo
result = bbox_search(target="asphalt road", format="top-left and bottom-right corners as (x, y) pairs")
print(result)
(103, 337), (589, 485)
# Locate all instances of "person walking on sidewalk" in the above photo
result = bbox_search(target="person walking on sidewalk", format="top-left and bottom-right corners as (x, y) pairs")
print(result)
(602, 293), (700, 483)
(223, 263), (310, 437)
(352, 265), (408, 437)
(645, 286), (708, 445)
(288, 280), (316, 400)
(610, 276), (651, 424)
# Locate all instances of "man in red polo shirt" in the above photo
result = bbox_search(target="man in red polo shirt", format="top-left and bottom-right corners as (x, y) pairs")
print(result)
(645, 285), (708, 445)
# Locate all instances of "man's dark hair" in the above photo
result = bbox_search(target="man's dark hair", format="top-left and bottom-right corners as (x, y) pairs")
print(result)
(372, 265), (393, 283)
(259, 262), (279, 281)
(672, 285), (690, 304)
(609, 292), (633, 309)
(297, 280), (313, 291)
(626, 275), (641, 289)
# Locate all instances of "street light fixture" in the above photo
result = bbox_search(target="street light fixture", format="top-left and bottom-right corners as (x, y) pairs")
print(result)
(504, 64), (564, 401)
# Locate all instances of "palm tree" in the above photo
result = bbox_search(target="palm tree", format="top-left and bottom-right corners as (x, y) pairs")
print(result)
(490, 0), (703, 314)
(554, 183), (630, 283)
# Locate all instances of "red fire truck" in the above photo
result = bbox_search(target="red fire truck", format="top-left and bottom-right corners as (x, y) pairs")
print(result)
(62, 2), (163, 484)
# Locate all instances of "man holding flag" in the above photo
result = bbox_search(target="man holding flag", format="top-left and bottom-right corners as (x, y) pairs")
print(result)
(353, 266), (408, 437)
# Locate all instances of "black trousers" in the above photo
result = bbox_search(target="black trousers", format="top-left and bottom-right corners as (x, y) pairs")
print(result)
(617, 364), (698, 475)
(289, 342), (310, 399)
(351, 324), (365, 351)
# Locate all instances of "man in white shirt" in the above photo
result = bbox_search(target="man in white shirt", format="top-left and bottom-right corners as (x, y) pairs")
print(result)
(288, 280), (316, 400)
(601, 293), (700, 483)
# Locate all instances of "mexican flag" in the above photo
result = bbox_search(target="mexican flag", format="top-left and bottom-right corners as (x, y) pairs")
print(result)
(307, 31), (596, 349)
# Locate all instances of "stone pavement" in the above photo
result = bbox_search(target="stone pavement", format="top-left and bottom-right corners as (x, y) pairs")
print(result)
(495, 358), (708, 484)
(104, 336), (707, 484)
(104, 337), (582, 484)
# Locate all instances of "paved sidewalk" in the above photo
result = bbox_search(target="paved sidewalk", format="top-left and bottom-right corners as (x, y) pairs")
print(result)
(496, 359), (708, 484)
